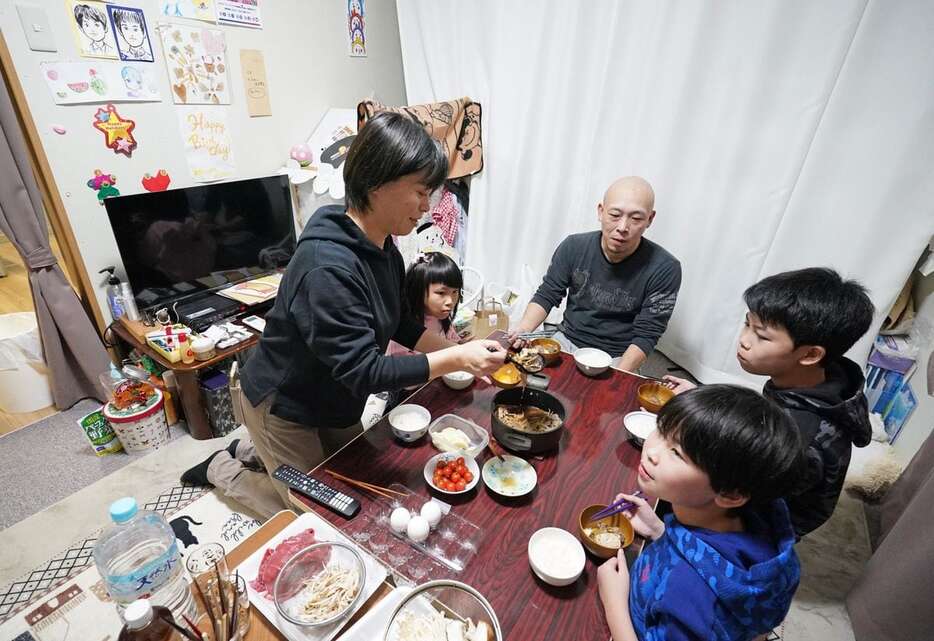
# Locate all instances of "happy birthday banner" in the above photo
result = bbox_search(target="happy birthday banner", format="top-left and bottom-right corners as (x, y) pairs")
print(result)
(177, 106), (237, 182)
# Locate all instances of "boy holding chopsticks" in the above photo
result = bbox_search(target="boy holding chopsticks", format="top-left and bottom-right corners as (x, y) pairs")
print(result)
(597, 385), (804, 641)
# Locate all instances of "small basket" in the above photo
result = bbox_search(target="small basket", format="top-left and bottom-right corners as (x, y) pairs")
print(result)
(104, 389), (169, 452)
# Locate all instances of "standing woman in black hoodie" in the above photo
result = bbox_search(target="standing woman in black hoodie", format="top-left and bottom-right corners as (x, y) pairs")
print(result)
(181, 113), (507, 518)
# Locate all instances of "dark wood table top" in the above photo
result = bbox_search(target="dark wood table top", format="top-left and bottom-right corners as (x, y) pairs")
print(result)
(299, 352), (650, 641)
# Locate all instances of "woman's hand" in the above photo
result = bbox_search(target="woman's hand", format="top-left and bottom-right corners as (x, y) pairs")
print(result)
(597, 548), (630, 606)
(617, 492), (665, 541)
(662, 375), (696, 395)
(457, 340), (507, 376)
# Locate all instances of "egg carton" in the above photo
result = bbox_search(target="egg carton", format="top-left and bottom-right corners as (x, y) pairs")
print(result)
(345, 484), (482, 578)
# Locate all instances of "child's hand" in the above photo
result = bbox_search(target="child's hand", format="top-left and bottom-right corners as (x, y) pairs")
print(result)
(457, 340), (507, 376)
(597, 549), (630, 605)
(617, 492), (665, 541)
(662, 375), (696, 395)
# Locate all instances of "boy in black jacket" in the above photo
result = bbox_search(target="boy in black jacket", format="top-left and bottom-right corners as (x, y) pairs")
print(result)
(666, 268), (875, 537)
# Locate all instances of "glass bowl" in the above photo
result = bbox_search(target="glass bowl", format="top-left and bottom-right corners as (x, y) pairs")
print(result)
(272, 541), (367, 627)
(384, 580), (503, 641)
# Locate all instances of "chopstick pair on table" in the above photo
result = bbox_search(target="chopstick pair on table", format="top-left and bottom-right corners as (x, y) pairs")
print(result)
(325, 469), (407, 500)
(591, 491), (645, 521)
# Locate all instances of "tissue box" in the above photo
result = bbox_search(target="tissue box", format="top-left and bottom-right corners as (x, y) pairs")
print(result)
(200, 371), (237, 436)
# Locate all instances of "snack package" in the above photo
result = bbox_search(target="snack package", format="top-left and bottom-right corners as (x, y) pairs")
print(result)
(78, 408), (123, 456)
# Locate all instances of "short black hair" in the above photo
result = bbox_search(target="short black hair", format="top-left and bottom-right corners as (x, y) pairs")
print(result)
(657, 385), (804, 505)
(344, 112), (447, 212)
(113, 8), (144, 30)
(74, 3), (106, 27)
(743, 267), (874, 362)
(403, 252), (463, 333)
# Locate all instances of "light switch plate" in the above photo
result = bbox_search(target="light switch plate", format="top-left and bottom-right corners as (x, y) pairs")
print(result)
(16, 5), (57, 52)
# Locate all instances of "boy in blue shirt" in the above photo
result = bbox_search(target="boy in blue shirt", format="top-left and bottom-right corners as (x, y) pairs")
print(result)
(598, 385), (805, 641)
(665, 268), (874, 537)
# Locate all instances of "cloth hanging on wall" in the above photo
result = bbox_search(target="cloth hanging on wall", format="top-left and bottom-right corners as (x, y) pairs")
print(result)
(0, 63), (111, 408)
(430, 188), (459, 246)
(357, 97), (483, 179)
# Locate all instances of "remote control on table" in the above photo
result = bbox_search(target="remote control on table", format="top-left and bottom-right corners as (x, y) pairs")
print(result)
(240, 314), (266, 332)
(272, 464), (360, 518)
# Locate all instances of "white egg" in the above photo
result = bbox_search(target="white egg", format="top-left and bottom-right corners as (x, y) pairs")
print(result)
(420, 501), (443, 527)
(406, 515), (430, 542)
(389, 507), (411, 533)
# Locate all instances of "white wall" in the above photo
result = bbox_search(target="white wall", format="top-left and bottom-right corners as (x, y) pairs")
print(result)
(0, 0), (406, 321)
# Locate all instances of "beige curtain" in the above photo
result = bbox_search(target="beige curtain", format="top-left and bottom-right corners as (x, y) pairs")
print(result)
(0, 61), (110, 407)
(846, 429), (934, 641)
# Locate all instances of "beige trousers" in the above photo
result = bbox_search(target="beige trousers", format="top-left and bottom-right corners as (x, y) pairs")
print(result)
(207, 379), (363, 520)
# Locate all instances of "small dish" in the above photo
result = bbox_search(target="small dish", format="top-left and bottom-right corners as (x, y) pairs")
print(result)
(272, 541), (366, 628)
(388, 404), (431, 442)
(481, 454), (537, 497)
(491, 362), (525, 389)
(529, 337), (562, 365)
(574, 348), (612, 376)
(442, 370), (475, 390)
(527, 527), (585, 586)
(623, 410), (657, 446)
(423, 452), (480, 495)
(637, 382), (674, 413)
(578, 504), (636, 559)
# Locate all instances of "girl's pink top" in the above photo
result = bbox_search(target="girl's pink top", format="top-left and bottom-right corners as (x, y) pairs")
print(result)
(387, 315), (459, 356)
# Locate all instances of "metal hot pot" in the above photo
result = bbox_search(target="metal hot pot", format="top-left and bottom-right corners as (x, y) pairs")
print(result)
(490, 388), (566, 454)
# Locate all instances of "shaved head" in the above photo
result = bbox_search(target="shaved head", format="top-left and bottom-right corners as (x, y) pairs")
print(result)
(603, 176), (655, 213)
(597, 176), (657, 262)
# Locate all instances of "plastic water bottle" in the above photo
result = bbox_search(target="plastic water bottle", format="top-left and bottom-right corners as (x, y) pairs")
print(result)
(93, 497), (196, 623)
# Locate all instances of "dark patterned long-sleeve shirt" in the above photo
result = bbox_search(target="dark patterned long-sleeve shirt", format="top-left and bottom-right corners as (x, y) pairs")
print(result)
(531, 231), (681, 357)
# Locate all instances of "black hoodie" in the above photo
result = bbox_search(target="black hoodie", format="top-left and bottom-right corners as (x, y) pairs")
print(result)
(763, 357), (872, 537)
(240, 206), (429, 428)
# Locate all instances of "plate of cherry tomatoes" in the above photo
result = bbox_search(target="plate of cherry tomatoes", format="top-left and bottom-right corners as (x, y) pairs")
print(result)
(423, 453), (480, 495)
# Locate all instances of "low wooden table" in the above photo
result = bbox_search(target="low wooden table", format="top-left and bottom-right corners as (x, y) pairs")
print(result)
(292, 351), (650, 640)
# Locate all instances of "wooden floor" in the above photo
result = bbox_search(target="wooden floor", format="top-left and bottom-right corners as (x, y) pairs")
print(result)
(0, 235), (66, 435)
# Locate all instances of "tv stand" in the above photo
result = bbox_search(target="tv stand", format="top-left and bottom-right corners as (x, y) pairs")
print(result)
(112, 316), (263, 440)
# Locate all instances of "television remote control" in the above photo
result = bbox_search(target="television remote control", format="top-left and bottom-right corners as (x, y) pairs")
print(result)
(272, 465), (360, 518)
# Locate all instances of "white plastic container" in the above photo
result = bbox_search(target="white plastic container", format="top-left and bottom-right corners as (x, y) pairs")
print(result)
(93, 497), (196, 623)
(427, 414), (489, 458)
(0, 312), (54, 413)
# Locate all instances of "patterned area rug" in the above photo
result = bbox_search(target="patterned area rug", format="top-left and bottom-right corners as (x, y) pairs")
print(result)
(0, 485), (261, 640)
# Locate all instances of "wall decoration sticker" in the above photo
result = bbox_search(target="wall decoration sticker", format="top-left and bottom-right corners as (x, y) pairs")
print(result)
(141, 170), (172, 191)
(107, 5), (154, 62)
(92, 103), (137, 156)
(159, 24), (230, 104)
(88, 169), (119, 204)
(67, 1), (118, 59)
(42, 61), (160, 104)
(239, 49), (271, 116)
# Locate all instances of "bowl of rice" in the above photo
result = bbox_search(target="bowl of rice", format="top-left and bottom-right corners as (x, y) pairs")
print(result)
(388, 404), (431, 442)
(273, 541), (366, 628)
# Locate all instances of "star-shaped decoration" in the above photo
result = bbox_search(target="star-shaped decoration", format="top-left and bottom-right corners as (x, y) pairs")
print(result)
(92, 104), (137, 157)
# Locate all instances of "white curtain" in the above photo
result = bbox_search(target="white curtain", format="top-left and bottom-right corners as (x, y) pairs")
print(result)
(396, 0), (934, 385)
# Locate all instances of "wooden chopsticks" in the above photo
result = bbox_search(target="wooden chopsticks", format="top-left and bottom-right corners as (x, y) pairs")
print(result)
(325, 469), (407, 500)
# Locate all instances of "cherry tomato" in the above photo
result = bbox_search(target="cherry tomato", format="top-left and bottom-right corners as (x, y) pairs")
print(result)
(463, 471), (473, 483)
(456, 457), (465, 466)
(455, 480), (466, 491)
(451, 473), (461, 483)
(457, 465), (467, 475)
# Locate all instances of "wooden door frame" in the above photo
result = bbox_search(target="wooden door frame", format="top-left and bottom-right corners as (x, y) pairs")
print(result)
(0, 31), (107, 336)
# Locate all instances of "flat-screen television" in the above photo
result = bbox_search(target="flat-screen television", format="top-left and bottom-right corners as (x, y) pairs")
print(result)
(105, 175), (296, 312)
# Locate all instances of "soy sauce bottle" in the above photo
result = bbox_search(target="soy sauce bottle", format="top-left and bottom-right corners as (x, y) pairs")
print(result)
(117, 599), (182, 641)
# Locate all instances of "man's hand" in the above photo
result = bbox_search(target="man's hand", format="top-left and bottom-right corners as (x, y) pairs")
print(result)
(597, 548), (631, 606)
(662, 375), (697, 395)
(617, 492), (665, 541)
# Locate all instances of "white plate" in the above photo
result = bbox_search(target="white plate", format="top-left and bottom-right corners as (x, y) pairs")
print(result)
(234, 512), (387, 641)
(423, 452), (480, 495)
(481, 455), (537, 497)
(336, 586), (413, 641)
